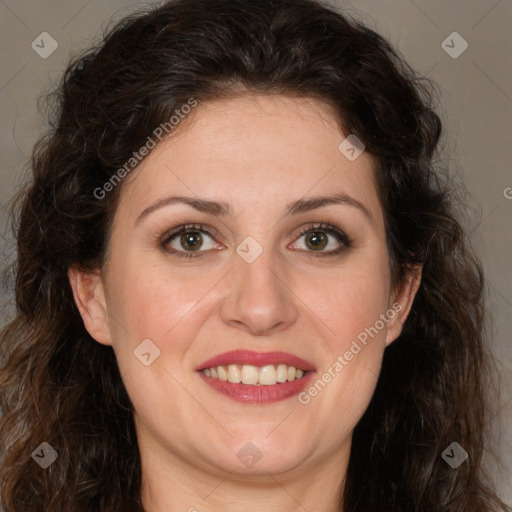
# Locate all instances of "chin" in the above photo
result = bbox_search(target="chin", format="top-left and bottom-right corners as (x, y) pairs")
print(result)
(209, 432), (309, 475)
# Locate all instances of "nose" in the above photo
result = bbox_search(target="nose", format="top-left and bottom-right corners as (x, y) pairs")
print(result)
(219, 244), (299, 336)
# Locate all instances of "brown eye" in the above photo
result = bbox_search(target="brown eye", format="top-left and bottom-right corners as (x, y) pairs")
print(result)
(179, 230), (204, 251)
(304, 230), (328, 251)
(161, 224), (221, 257)
(291, 223), (352, 256)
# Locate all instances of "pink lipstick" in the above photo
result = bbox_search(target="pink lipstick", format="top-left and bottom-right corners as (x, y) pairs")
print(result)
(196, 349), (316, 404)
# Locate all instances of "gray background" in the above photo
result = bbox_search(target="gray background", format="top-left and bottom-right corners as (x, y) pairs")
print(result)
(0, 0), (510, 504)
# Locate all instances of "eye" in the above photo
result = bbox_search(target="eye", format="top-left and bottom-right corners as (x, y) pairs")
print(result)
(160, 224), (223, 258)
(290, 222), (352, 257)
(160, 221), (352, 259)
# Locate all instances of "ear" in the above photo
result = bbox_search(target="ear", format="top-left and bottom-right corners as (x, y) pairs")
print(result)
(68, 266), (112, 346)
(385, 265), (422, 346)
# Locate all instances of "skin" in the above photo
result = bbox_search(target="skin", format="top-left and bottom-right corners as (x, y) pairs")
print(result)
(69, 94), (422, 512)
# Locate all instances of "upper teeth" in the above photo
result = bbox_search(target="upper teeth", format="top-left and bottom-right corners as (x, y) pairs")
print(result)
(202, 364), (306, 386)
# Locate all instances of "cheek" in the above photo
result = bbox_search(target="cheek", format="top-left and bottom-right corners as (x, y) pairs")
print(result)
(106, 258), (220, 365)
(299, 249), (392, 351)
(297, 250), (392, 429)
(104, 265), (204, 420)
(110, 251), (184, 324)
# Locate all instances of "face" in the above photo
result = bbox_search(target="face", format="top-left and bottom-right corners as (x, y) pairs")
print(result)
(70, 94), (420, 481)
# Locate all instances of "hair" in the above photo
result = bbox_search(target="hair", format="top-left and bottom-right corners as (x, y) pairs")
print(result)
(0, 0), (509, 510)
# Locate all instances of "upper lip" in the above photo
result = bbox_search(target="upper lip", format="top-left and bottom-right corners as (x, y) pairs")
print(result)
(196, 349), (316, 372)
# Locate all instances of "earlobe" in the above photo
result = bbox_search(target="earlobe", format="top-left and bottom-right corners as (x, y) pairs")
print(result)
(68, 266), (112, 346)
(385, 265), (423, 346)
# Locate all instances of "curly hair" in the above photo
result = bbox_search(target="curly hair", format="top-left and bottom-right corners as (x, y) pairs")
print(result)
(0, 0), (509, 510)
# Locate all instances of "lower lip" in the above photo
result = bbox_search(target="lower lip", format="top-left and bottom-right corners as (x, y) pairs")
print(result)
(198, 371), (316, 404)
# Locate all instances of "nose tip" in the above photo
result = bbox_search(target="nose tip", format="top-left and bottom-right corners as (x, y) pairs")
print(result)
(220, 251), (299, 337)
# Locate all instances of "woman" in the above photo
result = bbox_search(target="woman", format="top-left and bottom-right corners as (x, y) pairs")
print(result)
(0, 0), (509, 510)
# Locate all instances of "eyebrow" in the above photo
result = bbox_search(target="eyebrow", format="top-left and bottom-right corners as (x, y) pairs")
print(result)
(135, 193), (373, 225)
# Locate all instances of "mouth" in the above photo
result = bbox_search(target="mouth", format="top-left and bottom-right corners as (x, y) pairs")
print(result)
(201, 363), (309, 385)
(196, 350), (316, 404)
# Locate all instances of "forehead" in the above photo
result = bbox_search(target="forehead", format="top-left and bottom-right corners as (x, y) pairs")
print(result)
(117, 94), (383, 227)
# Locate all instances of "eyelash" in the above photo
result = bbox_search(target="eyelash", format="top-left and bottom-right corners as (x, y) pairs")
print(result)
(160, 222), (353, 259)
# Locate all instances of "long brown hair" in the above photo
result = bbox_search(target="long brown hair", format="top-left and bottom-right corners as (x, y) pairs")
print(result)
(0, 0), (510, 510)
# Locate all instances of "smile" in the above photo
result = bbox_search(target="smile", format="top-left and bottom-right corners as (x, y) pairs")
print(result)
(196, 349), (316, 403)
(202, 363), (307, 385)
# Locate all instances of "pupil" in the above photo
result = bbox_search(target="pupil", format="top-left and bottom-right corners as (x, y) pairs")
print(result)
(307, 231), (327, 250)
(182, 231), (202, 251)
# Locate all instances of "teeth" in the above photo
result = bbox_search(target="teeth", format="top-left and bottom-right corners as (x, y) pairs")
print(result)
(217, 365), (228, 381)
(241, 365), (259, 385)
(259, 365), (277, 385)
(228, 364), (241, 383)
(202, 364), (308, 386)
(277, 364), (288, 383)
